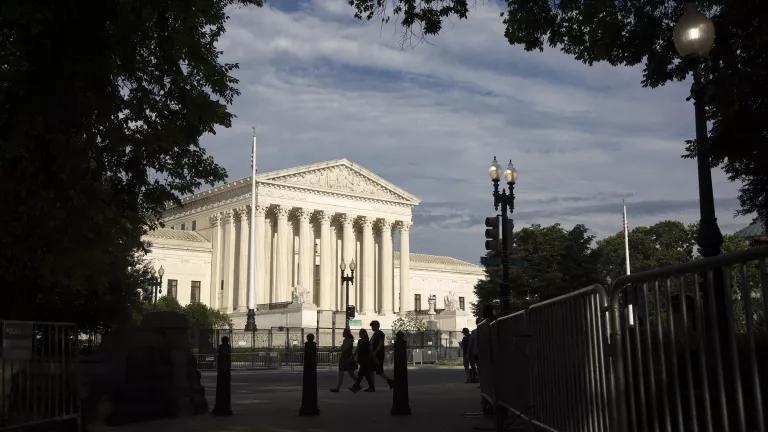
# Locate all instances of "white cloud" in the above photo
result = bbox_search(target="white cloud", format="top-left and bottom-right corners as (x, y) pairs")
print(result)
(200, 0), (750, 263)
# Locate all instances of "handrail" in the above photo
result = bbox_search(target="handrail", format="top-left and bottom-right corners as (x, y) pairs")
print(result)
(527, 284), (606, 310)
(609, 245), (768, 291)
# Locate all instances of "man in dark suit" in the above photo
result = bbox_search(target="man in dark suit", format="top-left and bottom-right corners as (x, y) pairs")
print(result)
(370, 320), (394, 389)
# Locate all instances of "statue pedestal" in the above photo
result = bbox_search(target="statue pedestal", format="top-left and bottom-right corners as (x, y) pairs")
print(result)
(436, 309), (473, 331)
(251, 302), (318, 329)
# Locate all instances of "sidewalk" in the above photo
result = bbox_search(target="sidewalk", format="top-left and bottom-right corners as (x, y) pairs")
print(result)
(102, 367), (495, 432)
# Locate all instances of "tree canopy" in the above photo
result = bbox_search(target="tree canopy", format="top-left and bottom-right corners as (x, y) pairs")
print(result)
(473, 223), (599, 315)
(0, 0), (262, 331)
(474, 219), (754, 316)
(594, 220), (697, 283)
(350, 0), (768, 228)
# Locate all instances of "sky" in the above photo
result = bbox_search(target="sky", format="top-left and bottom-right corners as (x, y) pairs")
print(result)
(199, 0), (751, 264)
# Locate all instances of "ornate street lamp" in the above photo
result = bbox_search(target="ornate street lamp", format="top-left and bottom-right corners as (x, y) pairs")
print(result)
(486, 156), (518, 315)
(673, 2), (722, 258)
(340, 260), (356, 327)
(152, 265), (165, 303)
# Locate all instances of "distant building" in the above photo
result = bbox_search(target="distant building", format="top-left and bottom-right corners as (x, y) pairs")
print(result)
(142, 159), (483, 332)
(734, 218), (768, 247)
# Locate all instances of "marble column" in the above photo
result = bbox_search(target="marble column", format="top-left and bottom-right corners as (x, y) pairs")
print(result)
(209, 213), (222, 308)
(253, 205), (267, 307)
(399, 222), (412, 314)
(237, 207), (249, 312)
(361, 216), (375, 315)
(225, 210), (236, 312)
(265, 215), (275, 303)
(341, 214), (356, 307)
(379, 220), (394, 315)
(275, 206), (290, 302)
(318, 211), (333, 310)
(297, 209), (314, 301)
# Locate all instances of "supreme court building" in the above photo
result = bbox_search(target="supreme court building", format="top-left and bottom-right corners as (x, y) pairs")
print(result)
(143, 159), (483, 331)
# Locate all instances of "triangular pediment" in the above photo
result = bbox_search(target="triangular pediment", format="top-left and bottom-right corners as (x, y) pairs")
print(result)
(259, 159), (420, 204)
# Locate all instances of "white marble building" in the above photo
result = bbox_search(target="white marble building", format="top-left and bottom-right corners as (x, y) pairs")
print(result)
(144, 159), (483, 331)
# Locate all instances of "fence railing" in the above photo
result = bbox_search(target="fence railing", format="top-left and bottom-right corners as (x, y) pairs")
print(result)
(0, 321), (80, 431)
(193, 346), (460, 371)
(480, 245), (768, 432)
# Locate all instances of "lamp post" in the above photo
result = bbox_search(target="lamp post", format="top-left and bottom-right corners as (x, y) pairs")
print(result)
(673, 2), (723, 258)
(152, 265), (165, 304)
(487, 157), (518, 315)
(340, 260), (356, 328)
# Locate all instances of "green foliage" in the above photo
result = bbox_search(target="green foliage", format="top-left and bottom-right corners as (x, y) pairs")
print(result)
(349, 0), (768, 228)
(594, 220), (697, 283)
(474, 223), (599, 315)
(0, 0), (262, 331)
(392, 312), (428, 332)
(183, 302), (232, 329)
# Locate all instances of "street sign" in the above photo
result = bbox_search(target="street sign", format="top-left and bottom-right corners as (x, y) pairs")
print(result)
(348, 319), (362, 327)
(1, 321), (33, 360)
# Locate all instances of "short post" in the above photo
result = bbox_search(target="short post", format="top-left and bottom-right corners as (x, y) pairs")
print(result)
(391, 331), (411, 415)
(212, 335), (233, 416)
(299, 333), (319, 416)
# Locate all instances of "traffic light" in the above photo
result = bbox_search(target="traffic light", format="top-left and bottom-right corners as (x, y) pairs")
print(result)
(346, 305), (356, 319)
(484, 216), (500, 252)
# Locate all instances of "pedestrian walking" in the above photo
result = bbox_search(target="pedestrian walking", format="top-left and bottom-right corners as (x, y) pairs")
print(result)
(350, 329), (375, 393)
(468, 319), (481, 382)
(460, 328), (473, 383)
(330, 327), (358, 392)
(212, 335), (232, 416)
(369, 320), (394, 389)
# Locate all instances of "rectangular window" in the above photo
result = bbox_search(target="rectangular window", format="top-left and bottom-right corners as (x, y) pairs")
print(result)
(415, 294), (421, 311)
(459, 297), (465, 311)
(191, 220), (197, 231)
(190, 281), (201, 303)
(167, 279), (178, 299)
(180, 223), (186, 230)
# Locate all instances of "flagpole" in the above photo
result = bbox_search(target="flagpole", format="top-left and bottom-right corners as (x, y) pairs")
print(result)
(245, 127), (258, 331)
(623, 200), (631, 275)
(623, 200), (634, 325)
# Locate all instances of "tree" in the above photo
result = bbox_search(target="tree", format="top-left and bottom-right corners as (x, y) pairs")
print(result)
(0, 0), (262, 331)
(349, 0), (768, 229)
(183, 302), (233, 329)
(594, 220), (697, 283)
(473, 223), (599, 315)
(392, 312), (428, 332)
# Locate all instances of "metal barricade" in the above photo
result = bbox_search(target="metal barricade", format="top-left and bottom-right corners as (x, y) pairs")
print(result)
(0, 321), (80, 431)
(608, 245), (768, 432)
(526, 285), (610, 431)
(479, 246), (768, 432)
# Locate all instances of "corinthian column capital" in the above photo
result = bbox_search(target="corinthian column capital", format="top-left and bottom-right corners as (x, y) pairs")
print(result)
(209, 212), (222, 227)
(252, 204), (268, 217)
(275, 205), (291, 218)
(399, 221), (413, 232)
(316, 210), (333, 223)
(296, 208), (313, 222)
(358, 216), (374, 229)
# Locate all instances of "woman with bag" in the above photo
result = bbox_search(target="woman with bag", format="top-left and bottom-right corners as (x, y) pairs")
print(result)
(330, 327), (358, 392)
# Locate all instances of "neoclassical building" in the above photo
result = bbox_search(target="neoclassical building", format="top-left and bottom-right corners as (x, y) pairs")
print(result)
(144, 159), (483, 331)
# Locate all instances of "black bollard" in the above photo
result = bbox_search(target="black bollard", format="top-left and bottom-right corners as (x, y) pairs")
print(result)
(299, 333), (320, 416)
(212, 335), (233, 416)
(391, 331), (411, 415)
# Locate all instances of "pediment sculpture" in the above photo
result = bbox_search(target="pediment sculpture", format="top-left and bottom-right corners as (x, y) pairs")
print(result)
(270, 166), (405, 201)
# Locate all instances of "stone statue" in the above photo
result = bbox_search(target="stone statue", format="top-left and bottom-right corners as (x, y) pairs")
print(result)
(291, 286), (309, 305)
(427, 295), (437, 316)
(444, 291), (457, 312)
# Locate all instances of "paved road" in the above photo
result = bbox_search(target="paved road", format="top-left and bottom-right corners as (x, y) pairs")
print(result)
(105, 366), (497, 432)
